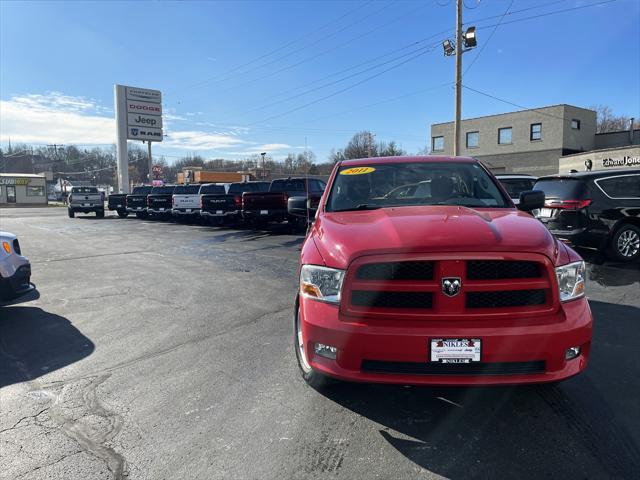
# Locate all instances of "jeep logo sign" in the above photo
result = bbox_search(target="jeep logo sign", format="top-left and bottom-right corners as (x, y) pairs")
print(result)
(127, 113), (163, 129)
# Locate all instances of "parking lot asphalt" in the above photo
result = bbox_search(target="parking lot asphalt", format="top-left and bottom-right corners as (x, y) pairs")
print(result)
(1, 207), (639, 480)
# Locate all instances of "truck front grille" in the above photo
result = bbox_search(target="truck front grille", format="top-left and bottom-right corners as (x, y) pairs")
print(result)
(466, 289), (546, 308)
(344, 256), (554, 318)
(356, 261), (434, 281)
(467, 260), (540, 279)
(351, 291), (433, 309)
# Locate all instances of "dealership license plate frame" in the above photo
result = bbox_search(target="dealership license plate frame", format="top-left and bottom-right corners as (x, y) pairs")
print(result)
(430, 338), (482, 363)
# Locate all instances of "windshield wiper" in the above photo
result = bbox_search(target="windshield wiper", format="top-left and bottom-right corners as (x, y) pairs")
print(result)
(332, 204), (381, 212)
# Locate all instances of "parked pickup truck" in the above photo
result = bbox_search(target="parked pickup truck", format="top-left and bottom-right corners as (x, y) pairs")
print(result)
(68, 186), (104, 218)
(200, 181), (270, 224)
(126, 185), (153, 218)
(172, 184), (202, 219)
(147, 185), (176, 219)
(242, 178), (326, 228)
(293, 156), (592, 388)
(107, 193), (128, 217)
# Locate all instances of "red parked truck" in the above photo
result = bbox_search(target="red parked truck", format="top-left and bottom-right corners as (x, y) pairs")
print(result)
(293, 156), (592, 387)
(242, 177), (326, 229)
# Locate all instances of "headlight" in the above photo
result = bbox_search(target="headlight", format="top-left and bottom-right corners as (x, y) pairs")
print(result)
(555, 261), (586, 302)
(300, 265), (345, 305)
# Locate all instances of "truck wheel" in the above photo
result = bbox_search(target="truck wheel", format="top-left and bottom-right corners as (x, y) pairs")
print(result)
(609, 224), (640, 262)
(68, 209), (75, 218)
(96, 209), (105, 218)
(117, 210), (129, 218)
(294, 303), (332, 389)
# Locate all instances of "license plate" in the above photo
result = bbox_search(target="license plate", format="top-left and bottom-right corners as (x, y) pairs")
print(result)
(431, 338), (481, 363)
(137, 207), (142, 210)
(82, 203), (90, 206)
(185, 209), (191, 213)
(536, 208), (553, 218)
(116, 204), (122, 208)
(260, 210), (268, 215)
(216, 210), (223, 214)
(159, 208), (164, 211)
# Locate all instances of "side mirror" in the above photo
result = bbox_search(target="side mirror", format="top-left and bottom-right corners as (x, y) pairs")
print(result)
(288, 196), (317, 219)
(517, 190), (545, 212)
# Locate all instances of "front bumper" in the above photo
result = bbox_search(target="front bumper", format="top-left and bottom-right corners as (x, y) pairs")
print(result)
(0, 264), (35, 301)
(299, 296), (592, 385)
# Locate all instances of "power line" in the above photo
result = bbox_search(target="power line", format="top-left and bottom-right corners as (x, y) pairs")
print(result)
(464, 0), (513, 75)
(247, 45), (439, 126)
(461, 84), (581, 126)
(170, 0), (395, 96)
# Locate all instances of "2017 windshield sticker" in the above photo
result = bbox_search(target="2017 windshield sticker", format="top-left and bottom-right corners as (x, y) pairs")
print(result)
(340, 167), (376, 175)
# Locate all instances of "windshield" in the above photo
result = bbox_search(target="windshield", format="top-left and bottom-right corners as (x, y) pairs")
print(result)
(200, 184), (226, 194)
(173, 185), (201, 194)
(326, 162), (509, 211)
(72, 187), (97, 194)
(534, 178), (587, 200)
(498, 178), (537, 198)
(151, 186), (175, 194)
(131, 186), (152, 194)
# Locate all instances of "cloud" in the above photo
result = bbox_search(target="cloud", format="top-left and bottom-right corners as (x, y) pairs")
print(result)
(0, 92), (115, 144)
(162, 130), (247, 151)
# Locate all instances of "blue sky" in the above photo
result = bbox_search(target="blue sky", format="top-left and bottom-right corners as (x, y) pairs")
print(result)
(1, 0), (639, 163)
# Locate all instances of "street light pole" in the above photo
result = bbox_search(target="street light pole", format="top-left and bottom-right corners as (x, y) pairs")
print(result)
(454, 0), (463, 157)
(147, 141), (153, 184)
(260, 152), (267, 179)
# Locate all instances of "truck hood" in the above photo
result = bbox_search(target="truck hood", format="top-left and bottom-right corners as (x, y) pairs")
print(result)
(313, 205), (559, 268)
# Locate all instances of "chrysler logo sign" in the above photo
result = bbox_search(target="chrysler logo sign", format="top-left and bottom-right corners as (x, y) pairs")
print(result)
(442, 277), (462, 297)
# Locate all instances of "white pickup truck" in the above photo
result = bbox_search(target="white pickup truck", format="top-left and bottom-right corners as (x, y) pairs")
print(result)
(68, 186), (104, 218)
(172, 184), (202, 218)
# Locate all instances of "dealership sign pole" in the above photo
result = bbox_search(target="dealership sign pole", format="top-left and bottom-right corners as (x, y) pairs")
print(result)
(114, 84), (163, 193)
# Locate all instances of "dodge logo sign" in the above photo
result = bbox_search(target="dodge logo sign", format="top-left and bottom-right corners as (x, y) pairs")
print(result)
(442, 277), (461, 297)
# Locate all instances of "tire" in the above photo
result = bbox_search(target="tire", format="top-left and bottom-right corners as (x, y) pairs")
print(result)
(609, 224), (640, 262)
(294, 302), (332, 389)
(96, 209), (105, 218)
(68, 209), (75, 218)
(117, 210), (129, 218)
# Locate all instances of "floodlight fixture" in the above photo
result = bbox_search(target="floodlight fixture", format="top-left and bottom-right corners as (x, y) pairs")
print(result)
(463, 26), (477, 49)
(442, 39), (455, 56)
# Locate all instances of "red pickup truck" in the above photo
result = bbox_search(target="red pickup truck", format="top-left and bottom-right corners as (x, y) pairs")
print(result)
(242, 177), (326, 229)
(294, 156), (592, 387)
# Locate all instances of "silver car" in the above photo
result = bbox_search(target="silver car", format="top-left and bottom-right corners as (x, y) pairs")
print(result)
(0, 231), (35, 303)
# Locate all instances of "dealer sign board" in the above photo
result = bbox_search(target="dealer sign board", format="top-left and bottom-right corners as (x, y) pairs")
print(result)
(119, 86), (163, 142)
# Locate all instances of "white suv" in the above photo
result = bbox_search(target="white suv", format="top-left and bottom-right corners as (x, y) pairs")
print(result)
(0, 231), (35, 303)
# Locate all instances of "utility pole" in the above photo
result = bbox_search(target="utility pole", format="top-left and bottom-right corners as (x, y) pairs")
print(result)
(260, 152), (267, 179)
(454, 0), (463, 157)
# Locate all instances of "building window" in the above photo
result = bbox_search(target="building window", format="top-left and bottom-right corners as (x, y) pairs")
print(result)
(466, 131), (479, 148)
(498, 127), (512, 145)
(26, 186), (45, 196)
(530, 123), (542, 141)
(571, 119), (581, 130)
(432, 136), (444, 152)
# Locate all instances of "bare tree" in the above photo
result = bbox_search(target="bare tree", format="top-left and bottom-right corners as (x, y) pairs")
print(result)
(590, 105), (631, 133)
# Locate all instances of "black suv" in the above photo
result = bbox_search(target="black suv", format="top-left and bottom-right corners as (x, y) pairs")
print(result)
(533, 168), (640, 262)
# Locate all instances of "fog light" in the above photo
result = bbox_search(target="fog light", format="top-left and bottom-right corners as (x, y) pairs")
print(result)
(315, 343), (337, 360)
(565, 346), (581, 360)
